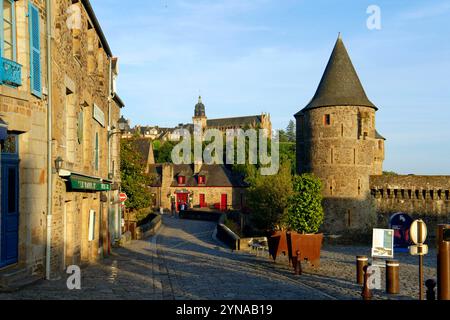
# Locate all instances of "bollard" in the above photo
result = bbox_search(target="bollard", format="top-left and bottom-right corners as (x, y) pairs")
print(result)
(386, 260), (400, 295)
(357, 256), (369, 285)
(425, 279), (437, 301)
(438, 240), (450, 300)
(361, 265), (372, 300)
(295, 251), (302, 276)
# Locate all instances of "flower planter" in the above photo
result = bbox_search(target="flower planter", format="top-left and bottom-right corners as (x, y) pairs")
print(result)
(267, 231), (289, 262)
(287, 232), (323, 268)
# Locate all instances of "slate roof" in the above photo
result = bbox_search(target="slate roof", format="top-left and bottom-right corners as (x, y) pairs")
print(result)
(375, 130), (386, 141)
(296, 35), (377, 116)
(207, 115), (262, 128)
(131, 139), (152, 162)
(147, 164), (248, 188)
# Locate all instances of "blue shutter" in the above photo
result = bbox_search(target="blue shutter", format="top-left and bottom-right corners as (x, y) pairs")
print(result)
(29, 2), (42, 97)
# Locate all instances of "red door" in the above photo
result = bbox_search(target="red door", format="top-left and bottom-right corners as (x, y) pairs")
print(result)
(177, 193), (189, 211)
(221, 194), (228, 211)
(199, 194), (206, 208)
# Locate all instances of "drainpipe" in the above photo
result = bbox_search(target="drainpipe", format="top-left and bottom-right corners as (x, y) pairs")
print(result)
(45, 0), (53, 280)
(107, 57), (117, 242)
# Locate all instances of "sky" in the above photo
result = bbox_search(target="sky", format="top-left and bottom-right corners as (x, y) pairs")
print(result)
(90, 0), (450, 175)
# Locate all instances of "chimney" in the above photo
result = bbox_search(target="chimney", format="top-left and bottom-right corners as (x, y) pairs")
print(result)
(162, 163), (173, 189)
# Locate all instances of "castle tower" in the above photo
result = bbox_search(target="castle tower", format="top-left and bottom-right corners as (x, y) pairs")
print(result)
(193, 96), (207, 130)
(295, 35), (386, 233)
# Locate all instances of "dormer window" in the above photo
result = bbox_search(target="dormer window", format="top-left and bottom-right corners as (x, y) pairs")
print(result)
(198, 175), (206, 185)
(178, 176), (186, 185)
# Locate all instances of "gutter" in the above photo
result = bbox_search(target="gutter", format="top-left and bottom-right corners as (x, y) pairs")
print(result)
(45, 0), (53, 280)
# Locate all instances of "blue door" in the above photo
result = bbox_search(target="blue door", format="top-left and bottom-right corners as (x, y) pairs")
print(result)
(1, 153), (19, 268)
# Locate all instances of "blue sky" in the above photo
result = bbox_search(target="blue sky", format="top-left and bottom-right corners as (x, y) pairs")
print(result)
(91, 0), (450, 175)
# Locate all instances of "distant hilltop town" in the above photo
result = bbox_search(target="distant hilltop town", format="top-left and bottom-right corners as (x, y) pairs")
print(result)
(121, 96), (272, 141)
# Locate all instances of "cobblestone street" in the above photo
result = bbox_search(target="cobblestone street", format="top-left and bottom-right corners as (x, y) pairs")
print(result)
(0, 216), (437, 300)
(0, 216), (330, 300)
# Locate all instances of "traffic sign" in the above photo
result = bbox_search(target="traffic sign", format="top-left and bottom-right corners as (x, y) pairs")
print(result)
(409, 244), (429, 256)
(119, 193), (128, 203)
(410, 220), (427, 245)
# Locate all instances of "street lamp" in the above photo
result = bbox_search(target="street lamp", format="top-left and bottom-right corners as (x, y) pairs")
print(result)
(55, 156), (64, 173)
(108, 117), (127, 139)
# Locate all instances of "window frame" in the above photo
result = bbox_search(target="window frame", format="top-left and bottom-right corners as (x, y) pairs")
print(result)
(1, 0), (17, 61)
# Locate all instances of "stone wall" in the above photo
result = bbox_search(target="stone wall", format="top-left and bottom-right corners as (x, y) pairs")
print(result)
(370, 175), (450, 236)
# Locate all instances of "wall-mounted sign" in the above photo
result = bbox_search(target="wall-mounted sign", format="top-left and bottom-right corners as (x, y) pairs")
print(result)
(372, 229), (394, 259)
(69, 175), (111, 191)
(93, 104), (105, 127)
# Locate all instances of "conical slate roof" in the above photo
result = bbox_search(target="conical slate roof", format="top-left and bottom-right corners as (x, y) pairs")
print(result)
(297, 35), (377, 115)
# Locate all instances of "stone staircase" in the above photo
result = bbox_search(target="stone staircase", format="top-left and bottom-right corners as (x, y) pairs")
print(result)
(0, 267), (43, 293)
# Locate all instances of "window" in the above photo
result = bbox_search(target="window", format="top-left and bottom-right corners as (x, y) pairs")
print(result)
(324, 114), (331, 126)
(2, 0), (15, 61)
(1, 134), (17, 154)
(178, 176), (186, 185)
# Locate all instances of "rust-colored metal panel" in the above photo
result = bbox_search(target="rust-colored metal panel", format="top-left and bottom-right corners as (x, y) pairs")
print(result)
(268, 231), (288, 261)
(288, 233), (323, 268)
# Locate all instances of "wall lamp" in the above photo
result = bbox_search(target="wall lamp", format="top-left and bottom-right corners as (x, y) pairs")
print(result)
(55, 156), (64, 173)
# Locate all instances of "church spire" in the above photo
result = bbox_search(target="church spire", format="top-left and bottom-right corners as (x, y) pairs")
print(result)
(299, 34), (377, 113)
(194, 95), (206, 117)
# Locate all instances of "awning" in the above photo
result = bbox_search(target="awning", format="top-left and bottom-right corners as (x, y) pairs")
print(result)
(60, 170), (112, 192)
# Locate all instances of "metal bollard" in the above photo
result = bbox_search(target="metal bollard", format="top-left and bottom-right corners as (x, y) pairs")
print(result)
(361, 265), (372, 300)
(357, 256), (369, 285)
(438, 240), (450, 300)
(386, 260), (400, 294)
(425, 279), (437, 301)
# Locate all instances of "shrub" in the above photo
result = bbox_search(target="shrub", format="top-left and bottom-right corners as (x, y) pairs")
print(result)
(287, 174), (324, 234)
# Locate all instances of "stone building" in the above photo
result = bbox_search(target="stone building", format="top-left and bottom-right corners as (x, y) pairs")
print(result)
(295, 35), (386, 233)
(148, 163), (247, 212)
(122, 96), (273, 140)
(1, 0), (124, 289)
(192, 96), (272, 136)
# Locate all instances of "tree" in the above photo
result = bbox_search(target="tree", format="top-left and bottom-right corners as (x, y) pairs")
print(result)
(278, 130), (289, 143)
(287, 174), (324, 234)
(246, 162), (293, 231)
(156, 141), (176, 163)
(286, 120), (296, 142)
(120, 138), (155, 211)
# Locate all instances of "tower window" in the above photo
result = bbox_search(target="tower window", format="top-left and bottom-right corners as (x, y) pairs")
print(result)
(324, 114), (331, 126)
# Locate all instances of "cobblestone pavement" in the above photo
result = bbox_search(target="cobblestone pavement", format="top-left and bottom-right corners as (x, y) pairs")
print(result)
(0, 216), (330, 300)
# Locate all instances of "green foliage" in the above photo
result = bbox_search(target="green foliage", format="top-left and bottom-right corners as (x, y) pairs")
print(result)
(278, 130), (289, 143)
(383, 171), (399, 176)
(156, 141), (176, 163)
(279, 142), (296, 174)
(246, 162), (293, 231)
(286, 120), (296, 142)
(287, 174), (324, 234)
(120, 138), (155, 211)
